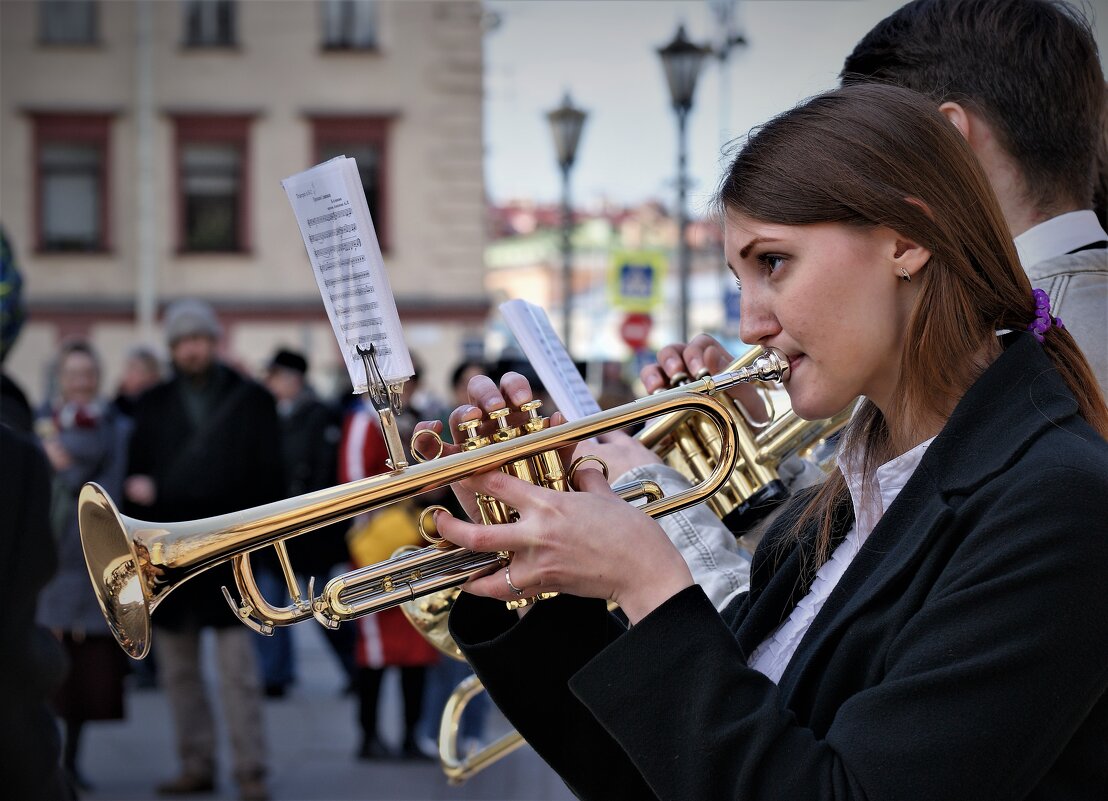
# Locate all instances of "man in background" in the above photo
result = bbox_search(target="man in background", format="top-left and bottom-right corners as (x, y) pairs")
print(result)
(841, 0), (1107, 391)
(124, 299), (282, 801)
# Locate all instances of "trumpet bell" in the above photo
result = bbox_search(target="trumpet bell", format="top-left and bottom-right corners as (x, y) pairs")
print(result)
(79, 482), (155, 659)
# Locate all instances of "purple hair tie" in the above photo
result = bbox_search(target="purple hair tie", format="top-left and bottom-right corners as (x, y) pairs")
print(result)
(1027, 288), (1064, 343)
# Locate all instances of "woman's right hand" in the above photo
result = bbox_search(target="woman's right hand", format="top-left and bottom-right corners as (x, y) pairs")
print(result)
(642, 334), (768, 424)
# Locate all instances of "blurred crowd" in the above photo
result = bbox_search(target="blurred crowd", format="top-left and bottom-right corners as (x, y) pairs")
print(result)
(0, 230), (637, 801)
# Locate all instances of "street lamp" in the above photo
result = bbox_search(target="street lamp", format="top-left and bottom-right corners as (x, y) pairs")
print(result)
(546, 92), (587, 351)
(658, 24), (710, 343)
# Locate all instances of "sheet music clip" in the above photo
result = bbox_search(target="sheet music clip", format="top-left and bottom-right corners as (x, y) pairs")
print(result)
(357, 343), (409, 471)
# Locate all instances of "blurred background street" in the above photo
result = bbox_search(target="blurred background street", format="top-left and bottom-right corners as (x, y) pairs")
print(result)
(82, 622), (574, 801)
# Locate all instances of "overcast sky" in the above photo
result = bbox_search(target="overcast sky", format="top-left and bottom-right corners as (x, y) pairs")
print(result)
(483, 0), (1108, 214)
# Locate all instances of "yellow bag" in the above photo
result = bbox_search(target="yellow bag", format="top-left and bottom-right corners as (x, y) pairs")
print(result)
(347, 502), (424, 569)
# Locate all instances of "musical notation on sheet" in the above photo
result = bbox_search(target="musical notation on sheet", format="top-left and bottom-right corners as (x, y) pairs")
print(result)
(282, 156), (412, 393)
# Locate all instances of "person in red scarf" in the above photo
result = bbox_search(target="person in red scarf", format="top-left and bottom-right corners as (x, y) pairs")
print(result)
(35, 339), (132, 793)
(338, 369), (440, 761)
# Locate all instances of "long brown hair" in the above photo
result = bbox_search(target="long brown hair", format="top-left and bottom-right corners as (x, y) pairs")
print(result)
(716, 83), (1108, 565)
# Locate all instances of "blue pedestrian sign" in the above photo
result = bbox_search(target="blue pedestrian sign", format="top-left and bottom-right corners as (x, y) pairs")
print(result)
(609, 251), (667, 312)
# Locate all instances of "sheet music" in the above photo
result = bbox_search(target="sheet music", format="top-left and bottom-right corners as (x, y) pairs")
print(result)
(499, 299), (601, 421)
(282, 156), (413, 393)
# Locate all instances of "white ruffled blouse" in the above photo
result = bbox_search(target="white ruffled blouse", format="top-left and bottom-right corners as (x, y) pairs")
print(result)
(747, 436), (936, 684)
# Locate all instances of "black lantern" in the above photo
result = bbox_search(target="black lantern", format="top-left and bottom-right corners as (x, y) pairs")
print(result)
(658, 25), (710, 113)
(658, 25), (709, 343)
(546, 93), (588, 171)
(546, 93), (588, 350)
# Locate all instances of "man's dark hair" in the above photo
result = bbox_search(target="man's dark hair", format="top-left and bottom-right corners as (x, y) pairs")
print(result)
(841, 0), (1103, 212)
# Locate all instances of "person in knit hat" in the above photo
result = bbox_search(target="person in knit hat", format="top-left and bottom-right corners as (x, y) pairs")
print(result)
(162, 298), (223, 346)
(123, 298), (282, 801)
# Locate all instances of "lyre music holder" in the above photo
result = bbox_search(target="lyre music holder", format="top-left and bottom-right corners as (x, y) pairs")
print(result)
(357, 343), (409, 470)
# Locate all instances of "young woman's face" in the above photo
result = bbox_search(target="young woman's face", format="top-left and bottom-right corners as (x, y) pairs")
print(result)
(726, 213), (920, 420)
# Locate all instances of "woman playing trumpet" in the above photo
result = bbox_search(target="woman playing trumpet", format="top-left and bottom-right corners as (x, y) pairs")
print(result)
(414, 84), (1108, 800)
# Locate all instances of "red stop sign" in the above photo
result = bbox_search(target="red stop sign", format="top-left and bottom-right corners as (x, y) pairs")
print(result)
(620, 312), (652, 350)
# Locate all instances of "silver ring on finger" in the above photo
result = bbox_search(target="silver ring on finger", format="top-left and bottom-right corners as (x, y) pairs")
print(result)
(504, 566), (526, 597)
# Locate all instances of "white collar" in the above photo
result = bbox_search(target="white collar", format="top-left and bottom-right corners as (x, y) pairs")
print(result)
(840, 437), (936, 539)
(1013, 210), (1107, 268)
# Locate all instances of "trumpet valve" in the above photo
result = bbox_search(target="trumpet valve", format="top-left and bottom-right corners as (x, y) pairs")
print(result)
(520, 400), (546, 434)
(458, 419), (489, 451)
(530, 404), (568, 489)
(488, 408), (520, 442)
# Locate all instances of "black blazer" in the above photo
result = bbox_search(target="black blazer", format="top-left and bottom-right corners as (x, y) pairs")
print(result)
(453, 334), (1108, 801)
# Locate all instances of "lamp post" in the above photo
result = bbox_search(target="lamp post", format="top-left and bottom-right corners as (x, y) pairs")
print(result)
(658, 24), (710, 343)
(546, 92), (587, 351)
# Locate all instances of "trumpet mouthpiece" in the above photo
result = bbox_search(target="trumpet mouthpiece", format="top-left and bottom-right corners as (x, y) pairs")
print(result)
(721, 347), (790, 385)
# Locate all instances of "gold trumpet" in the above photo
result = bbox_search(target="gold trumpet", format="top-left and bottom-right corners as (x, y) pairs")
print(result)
(79, 348), (790, 660)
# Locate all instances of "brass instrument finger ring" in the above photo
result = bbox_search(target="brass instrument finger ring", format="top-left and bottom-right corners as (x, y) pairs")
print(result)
(568, 455), (610, 488)
(410, 428), (445, 463)
(504, 566), (525, 596)
(417, 505), (451, 546)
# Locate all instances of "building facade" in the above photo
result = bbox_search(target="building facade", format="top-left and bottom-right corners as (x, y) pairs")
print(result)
(1, 0), (487, 403)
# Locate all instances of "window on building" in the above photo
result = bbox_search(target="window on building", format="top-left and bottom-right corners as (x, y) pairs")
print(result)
(39, 0), (98, 45)
(321, 0), (378, 50)
(33, 114), (111, 252)
(173, 115), (251, 252)
(311, 116), (392, 251)
(182, 0), (236, 48)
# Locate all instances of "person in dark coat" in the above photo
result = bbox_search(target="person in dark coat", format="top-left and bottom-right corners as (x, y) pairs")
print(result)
(426, 85), (1108, 801)
(0, 225), (34, 433)
(112, 345), (162, 419)
(339, 371), (441, 761)
(123, 299), (282, 801)
(0, 229), (70, 800)
(254, 347), (352, 697)
(0, 426), (71, 801)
